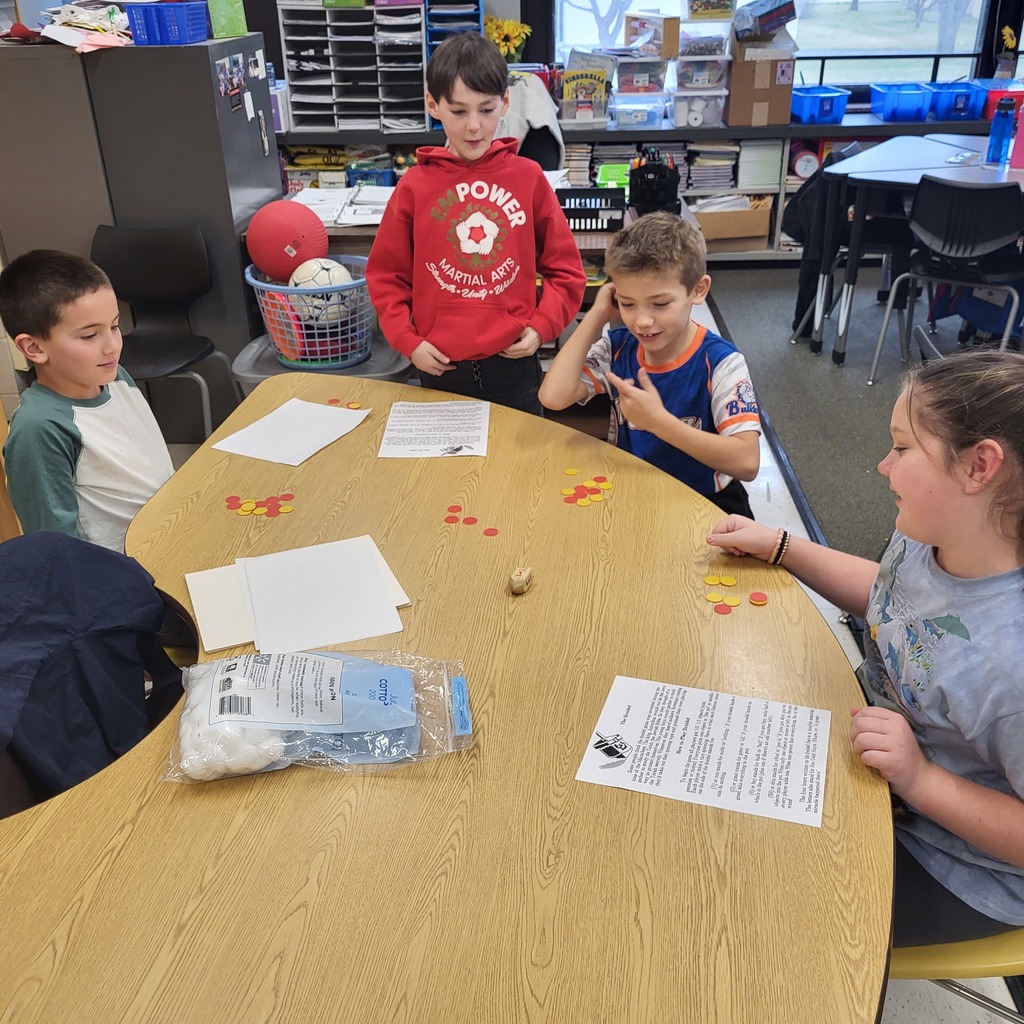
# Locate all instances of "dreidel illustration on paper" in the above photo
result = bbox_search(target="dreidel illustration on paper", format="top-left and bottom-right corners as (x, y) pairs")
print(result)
(593, 731), (633, 769)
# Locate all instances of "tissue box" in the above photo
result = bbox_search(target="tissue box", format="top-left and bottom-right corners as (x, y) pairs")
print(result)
(724, 29), (795, 126)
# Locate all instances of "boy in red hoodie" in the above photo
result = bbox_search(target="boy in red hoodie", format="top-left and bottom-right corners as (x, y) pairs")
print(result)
(365, 32), (586, 414)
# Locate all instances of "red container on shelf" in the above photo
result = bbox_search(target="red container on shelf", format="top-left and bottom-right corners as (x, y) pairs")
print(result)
(975, 79), (1024, 119)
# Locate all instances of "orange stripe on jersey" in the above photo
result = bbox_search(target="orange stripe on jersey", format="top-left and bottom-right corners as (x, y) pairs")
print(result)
(582, 365), (604, 395)
(718, 413), (761, 431)
(637, 323), (707, 374)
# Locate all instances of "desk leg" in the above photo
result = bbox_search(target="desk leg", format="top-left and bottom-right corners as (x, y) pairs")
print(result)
(831, 187), (868, 366)
(811, 177), (842, 356)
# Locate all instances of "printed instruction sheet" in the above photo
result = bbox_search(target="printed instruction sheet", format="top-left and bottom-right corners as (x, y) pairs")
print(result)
(576, 675), (831, 828)
(378, 400), (489, 458)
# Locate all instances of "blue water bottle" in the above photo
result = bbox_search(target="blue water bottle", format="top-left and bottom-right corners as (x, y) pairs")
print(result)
(987, 96), (1015, 165)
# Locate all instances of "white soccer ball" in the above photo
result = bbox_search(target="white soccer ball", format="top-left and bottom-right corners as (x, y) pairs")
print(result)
(288, 257), (352, 323)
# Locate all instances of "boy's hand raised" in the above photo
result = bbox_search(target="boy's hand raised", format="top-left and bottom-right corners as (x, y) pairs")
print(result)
(501, 327), (542, 359)
(589, 282), (618, 324)
(411, 340), (455, 376)
(606, 369), (668, 434)
(706, 515), (778, 560)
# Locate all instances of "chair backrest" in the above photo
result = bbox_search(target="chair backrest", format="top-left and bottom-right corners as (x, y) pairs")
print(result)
(910, 175), (1024, 263)
(90, 223), (213, 314)
(0, 411), (22, 542)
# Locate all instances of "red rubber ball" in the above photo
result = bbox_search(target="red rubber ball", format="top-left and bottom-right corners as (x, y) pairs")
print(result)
(246, 200), (329, 282)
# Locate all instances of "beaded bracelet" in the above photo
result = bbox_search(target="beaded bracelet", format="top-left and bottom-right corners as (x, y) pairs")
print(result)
(771, 529), (791, 566)
(767, 528), (784, 565)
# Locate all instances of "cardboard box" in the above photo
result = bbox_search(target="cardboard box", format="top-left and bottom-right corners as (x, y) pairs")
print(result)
(733, 0), (796, 38)
(624, 11), (680, 58)
(724, 30), (795, 126)
(692, 205), (771, 252)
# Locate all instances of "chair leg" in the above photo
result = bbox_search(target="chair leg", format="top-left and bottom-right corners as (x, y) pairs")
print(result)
(998, 287), (1021, 352)
(210, 349), (244, 405)
(170, 371), (213, 439)
(1007, 975), (1024, 1013)
(867, 272), (913, 386)
(930, 979), (1024, 1023)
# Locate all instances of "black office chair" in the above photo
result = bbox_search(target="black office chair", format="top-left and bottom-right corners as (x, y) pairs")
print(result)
(786, 141), (914, 349)
(91, 223), (240, 437)
(868, 175), (1024, 385)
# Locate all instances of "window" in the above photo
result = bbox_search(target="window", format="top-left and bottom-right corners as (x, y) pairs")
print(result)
(541, 0), (1007, 86)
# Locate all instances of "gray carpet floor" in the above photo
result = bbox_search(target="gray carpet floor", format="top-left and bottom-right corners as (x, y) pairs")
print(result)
(708, 262), (969, 560)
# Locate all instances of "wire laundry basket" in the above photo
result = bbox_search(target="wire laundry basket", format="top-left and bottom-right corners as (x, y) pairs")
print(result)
(245, 255), (374, 370)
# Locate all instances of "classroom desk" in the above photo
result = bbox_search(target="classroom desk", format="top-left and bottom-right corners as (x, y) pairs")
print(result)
(0, 376), (893, 1024)
(815, 134), (996, 362)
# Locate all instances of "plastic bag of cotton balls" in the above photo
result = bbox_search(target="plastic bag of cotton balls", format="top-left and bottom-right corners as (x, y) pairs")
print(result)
(287, 257), (353, 323)
(166, 661), (288, 782)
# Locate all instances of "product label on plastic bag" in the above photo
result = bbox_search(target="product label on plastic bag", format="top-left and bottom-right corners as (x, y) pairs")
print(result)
(210, 653), (345, 729)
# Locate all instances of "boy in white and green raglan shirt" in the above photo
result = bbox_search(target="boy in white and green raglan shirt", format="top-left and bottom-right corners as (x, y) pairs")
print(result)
(0, 250), (173, 552)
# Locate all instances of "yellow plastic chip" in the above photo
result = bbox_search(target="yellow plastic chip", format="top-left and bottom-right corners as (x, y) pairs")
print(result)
(240, 500), (257, 511)
(723, 596), (741, 607)
(703, 575), (720, 586)
(590, 493), (604, 502)
(577, 498), (591, 507)
(279, 505), (294, 514)
(251, 506), (267, 515)
(561, 487), (575, 495)
(719, 575), (737, 587)
(706, 592), (723, 603)
(564, 468), (579, 476)
(236, 508), (252, 517)
(598, 481), (613, 490)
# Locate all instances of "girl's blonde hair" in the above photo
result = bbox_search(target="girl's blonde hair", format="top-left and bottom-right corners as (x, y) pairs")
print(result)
(904, 350), (1024, 538)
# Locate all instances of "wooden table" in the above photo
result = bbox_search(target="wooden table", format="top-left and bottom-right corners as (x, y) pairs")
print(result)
(0, 376), (893, 1024)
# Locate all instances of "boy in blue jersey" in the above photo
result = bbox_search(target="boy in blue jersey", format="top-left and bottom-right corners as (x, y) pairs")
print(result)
(539, 212), (761, 516)
(0, 250), (173, 552)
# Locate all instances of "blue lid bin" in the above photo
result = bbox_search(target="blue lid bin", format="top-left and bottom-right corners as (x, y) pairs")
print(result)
(870, 83), (931, 122)
(922, 81), (987, 121)
(791, 86), (851, 124)
(126, 3), (209, 45)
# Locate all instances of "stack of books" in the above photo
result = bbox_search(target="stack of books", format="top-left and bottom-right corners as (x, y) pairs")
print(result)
(737, 139), (784, 190)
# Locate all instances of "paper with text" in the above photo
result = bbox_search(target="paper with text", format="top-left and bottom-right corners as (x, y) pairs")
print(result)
(378, 400), (489, 458)
(212, 398), (370, 466)
(576, 676), (831, 828)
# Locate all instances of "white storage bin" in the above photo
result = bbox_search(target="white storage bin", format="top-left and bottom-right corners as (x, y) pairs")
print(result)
(615, 57), (669, 93)
(669, 89), (728, 128)
(677, 22), (731, 56)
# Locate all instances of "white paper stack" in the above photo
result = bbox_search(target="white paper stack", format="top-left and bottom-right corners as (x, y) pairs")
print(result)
(185, 536), (409, 655)
(687, 142), (739, 191)
(737, 139), (785, 190)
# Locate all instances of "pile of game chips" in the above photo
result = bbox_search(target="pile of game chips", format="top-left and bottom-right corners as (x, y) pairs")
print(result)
(561, 469), (613, 507)
(226, 493), (295, 519)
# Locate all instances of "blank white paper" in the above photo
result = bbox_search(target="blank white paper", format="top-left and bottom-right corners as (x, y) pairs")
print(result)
(185, 564), (255, 653)
(238, 537), (404, 653)
(212, 398), (370, 466)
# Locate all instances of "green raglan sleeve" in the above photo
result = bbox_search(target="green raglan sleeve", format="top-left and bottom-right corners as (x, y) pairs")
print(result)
(3, 406), (82, 537)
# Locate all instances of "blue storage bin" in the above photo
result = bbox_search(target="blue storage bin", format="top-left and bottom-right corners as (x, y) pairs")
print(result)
(791, 86), (851, 125)
(611, 92), (667, 128)
(923, 81), (987, 121)
(345, 168), (397, 187)
(126, 2), (208, 45)
(870, 83), (930, 122)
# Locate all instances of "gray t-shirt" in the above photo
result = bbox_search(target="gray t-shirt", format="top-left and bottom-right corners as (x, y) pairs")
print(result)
(859, 532), (1024, 924)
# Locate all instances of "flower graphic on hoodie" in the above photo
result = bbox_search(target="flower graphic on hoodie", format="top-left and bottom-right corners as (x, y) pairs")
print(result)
(456, 211), (500, 256)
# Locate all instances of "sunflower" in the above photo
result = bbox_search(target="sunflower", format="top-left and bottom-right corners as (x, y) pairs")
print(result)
(484, 16), (532, 61)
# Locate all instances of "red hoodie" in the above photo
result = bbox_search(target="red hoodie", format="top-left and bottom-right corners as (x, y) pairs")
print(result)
(365, 138), (586, 361)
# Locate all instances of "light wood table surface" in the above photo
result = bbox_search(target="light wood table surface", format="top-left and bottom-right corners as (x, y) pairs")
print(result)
(0, 375), (893, 1024)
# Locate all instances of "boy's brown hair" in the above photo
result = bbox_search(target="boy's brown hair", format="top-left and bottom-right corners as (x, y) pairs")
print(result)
(604, 212), (708, 291)
(0, 250), (110, 341)
(426, 31), (509, 103)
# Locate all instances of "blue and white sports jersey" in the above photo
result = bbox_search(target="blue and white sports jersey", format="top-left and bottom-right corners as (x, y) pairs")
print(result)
(580, 323), (761, 497)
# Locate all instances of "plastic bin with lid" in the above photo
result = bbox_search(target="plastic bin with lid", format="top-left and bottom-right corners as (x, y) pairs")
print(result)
(558, 97), (609, 129)
(870, 83), (930, 122)
(611, 92), (667, 128)
(615, 58), (669, 93)
(790, 85), (850, 124)
(922, 81), (986, 121)
(675, 53), (730, 90)
(669, 89), (727, 128)
(677, 21), (731, 56)
(973, 79), (1024, 119)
